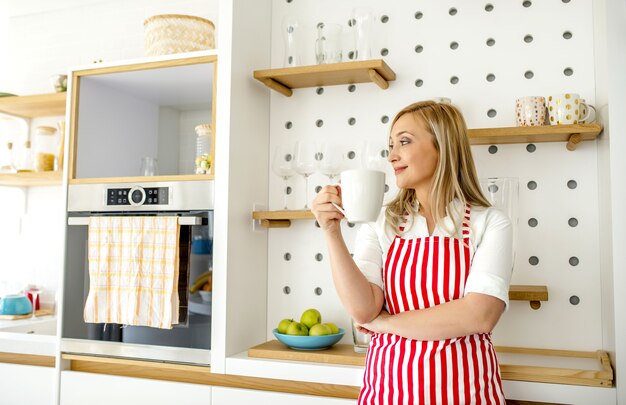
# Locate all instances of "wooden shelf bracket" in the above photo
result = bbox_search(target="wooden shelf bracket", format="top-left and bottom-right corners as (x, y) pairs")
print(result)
(509, 285), (549, 310)
(262, 78), (293, 97)
(367, 68), (389, 89)
(566, 133), (583, 151)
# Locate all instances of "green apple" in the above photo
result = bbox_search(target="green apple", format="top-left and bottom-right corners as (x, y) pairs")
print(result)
(286, 321), (309, 336)
(324, 322), (340, 334)
(300, 308), (322, 329)
(277, 318), (293, 334)
(309, 323), (332, 336)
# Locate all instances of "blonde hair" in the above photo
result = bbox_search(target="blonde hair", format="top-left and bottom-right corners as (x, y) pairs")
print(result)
(385, 101), (490, 237)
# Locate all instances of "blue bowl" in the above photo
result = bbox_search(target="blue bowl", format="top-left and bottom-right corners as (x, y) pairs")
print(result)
(272, 328), (345, 350)
(0, 294), (33, 315)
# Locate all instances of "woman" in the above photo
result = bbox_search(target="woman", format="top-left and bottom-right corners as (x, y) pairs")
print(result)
(311, 101), (512, 404)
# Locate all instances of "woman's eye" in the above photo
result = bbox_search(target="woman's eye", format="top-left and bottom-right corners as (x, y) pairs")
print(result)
(400, 139), (410, 146)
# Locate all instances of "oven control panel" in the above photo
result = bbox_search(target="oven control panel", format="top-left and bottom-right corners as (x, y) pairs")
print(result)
(107, 186), (169, 206)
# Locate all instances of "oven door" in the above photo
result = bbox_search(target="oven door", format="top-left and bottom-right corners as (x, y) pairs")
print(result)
(61, 211), (213, 365)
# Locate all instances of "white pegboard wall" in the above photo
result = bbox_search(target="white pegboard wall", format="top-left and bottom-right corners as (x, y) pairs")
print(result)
(266, 0), (601, 351)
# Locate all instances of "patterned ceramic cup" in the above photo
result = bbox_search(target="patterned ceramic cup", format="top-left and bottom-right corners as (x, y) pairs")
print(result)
(547, 93), (594, 125)
(515, 96), (546, 127)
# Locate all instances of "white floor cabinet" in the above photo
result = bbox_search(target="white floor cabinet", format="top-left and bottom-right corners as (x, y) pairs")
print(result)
(212, 387), (353, 405)
(0, 363), (56, 404)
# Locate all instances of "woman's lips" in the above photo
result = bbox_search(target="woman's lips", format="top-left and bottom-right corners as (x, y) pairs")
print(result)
(394, 167), (406, 175)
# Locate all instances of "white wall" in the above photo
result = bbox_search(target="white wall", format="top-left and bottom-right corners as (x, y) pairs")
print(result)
(0, 0), (217, 303)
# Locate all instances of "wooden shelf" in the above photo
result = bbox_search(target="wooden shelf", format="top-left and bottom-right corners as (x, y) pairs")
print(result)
(0, 93), (66, 118)
(248, 342), (613, 388)
(469, 123), (602, 151)
(252, 209), (313, 228)
(0, 171), (62, 187)
(253, 60), (396, 97)
(509, 285), (548, 309)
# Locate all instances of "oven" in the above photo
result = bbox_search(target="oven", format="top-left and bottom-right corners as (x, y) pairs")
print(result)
(61, 181), (214, 365)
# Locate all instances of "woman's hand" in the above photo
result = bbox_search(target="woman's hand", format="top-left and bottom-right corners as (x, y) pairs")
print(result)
(311, 185), (345, 232)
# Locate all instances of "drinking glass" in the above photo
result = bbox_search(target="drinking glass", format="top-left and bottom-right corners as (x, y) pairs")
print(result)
(362, 140), (389, 171)
(350, 7), (375, 61)
(26, 285), (42, 318)
(352, 319), (371, 353)
(315, 23), (343, 64)
(293, 141), (319, 209)
(272, 145), (296, 210)
(318, 143), (344, 183)
(282, 15), (302, 67)
(140, 157), (159, 176)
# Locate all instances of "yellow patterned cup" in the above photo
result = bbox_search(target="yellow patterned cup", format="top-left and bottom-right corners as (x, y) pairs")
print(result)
(515, 96), (546, 127)
(547, 93), (593, 125)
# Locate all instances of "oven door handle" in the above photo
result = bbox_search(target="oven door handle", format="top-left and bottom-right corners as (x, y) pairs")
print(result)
(68, 217), (203, 226)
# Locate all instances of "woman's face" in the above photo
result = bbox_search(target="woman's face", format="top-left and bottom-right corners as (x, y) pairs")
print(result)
(388, 113), (439, 191)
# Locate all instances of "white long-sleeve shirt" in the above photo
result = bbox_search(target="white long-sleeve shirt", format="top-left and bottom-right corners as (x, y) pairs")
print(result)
(352, 200), (513, 309)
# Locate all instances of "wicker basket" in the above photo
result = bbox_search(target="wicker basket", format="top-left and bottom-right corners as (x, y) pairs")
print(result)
(144, 14), (215, 56)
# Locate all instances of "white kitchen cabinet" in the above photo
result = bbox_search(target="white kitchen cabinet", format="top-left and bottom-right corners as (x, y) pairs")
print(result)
(0, 363), (55, 404)
(60, 371), (211, 405)
(212, 386), (353, 405)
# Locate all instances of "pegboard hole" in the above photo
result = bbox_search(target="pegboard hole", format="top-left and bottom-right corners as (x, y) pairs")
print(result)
(488, 145), (498, 154)
(449, 7), (458, 16)
(524, 34), (534, 43)
(486, 73), (496, 82)
(285, 186), (292, 195)
(347, 222), (356, 228)
(569, 295), (580, 305)
(316, 87), (324, 95)
(415, 79), (424, 87)
(568, 218), (579, 227)
(569, 257), (579, 266)
(384, 184), (389, 193)
(415, 11), (424, 19)
(381, 15), (389, 23)
(526, 144), (536, 152)
(415, 45), (424, 53)
(564, 67), (574, 76)
(487, 184), (499, 193)
(348, 51), (355, 60)
(283, 286), (291, 294)
(529, 256), (539, 265)
(486, 38), (496, 47)
(567, 180), (578, 189)
(285, 121), (293, 129)
(314, 220), (320, 228)
(562, 0), (571, 3)
(524, 70), (534, 79)
(450, 76), (459, 85)
(523, 0), (532, 7)
(380, 48), (389, 57)
(487, 109), (497, 118)
(315, 253), (323, 261)
(348, 84), (356, 92)
(381, 115), (389, 123)
(314, 287), (323, 296)
(347, 151), (356, 159)
(316, 119), (324, 128)
(563, 31), (573, 40)
(315, 185), (322, 193)
(485, 3), (494, 11)
(528, 218), (538, 227)
(527, 180), (537, 190)
(286, 0), (293, 3)
(283, 253), (291, 261)
(450, 41), (459, 50)
(348, 117), (356, 126)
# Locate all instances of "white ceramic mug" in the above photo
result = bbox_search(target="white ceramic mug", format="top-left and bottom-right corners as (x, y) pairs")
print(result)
(335, 169), (385, 223)
(515, 96), (546, 127)
(547, 93), (595, 125)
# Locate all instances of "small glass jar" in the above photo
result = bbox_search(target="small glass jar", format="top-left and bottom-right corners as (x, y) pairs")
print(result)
(195, 124), (212, 174)
(34, 126), (57, 171)
(17, 141), (35, 172)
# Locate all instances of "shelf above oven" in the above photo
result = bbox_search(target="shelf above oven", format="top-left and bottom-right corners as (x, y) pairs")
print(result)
(68, 216), (203, 226)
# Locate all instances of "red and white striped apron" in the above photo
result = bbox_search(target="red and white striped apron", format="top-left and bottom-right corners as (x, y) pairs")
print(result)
(358, 206), (505, 405)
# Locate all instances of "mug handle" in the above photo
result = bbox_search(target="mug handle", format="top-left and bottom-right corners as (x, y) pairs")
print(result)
(580, 102), (596, 123)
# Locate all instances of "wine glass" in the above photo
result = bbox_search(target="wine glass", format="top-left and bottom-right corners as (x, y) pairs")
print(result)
(318, 143), (344, 183)
(26, 284), (42, 318)
(362, 140), (389, 171)
(293, 141), (319, 209)
(272, 145), (296, 210)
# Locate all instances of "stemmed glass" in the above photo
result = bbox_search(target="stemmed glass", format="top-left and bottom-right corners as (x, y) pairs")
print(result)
(318, 143), (344, 183)
(272, 145), (296, 210)
(362, 140), (389, 171)
(293, 141), (319, 209)
(26, 284), (42, 318)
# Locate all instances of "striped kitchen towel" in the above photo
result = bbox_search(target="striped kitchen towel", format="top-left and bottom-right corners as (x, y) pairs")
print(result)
(84, 216), (180, 329)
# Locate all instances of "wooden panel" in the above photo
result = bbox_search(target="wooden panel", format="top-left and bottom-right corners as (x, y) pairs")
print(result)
(0, 352), (55, 367)
(0, 93), (66, 118)
(253, 60), (396, 90)
(509, 285), (549, 302)
(0, 308), (54, 320)
(249, 341), (364, 366)
(253, 210), (314, 221)
(0, 171), (62, 187)
(69, 174), (214, 185)
(468, 123), (602, 145)
(63, 354), (359, 399)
